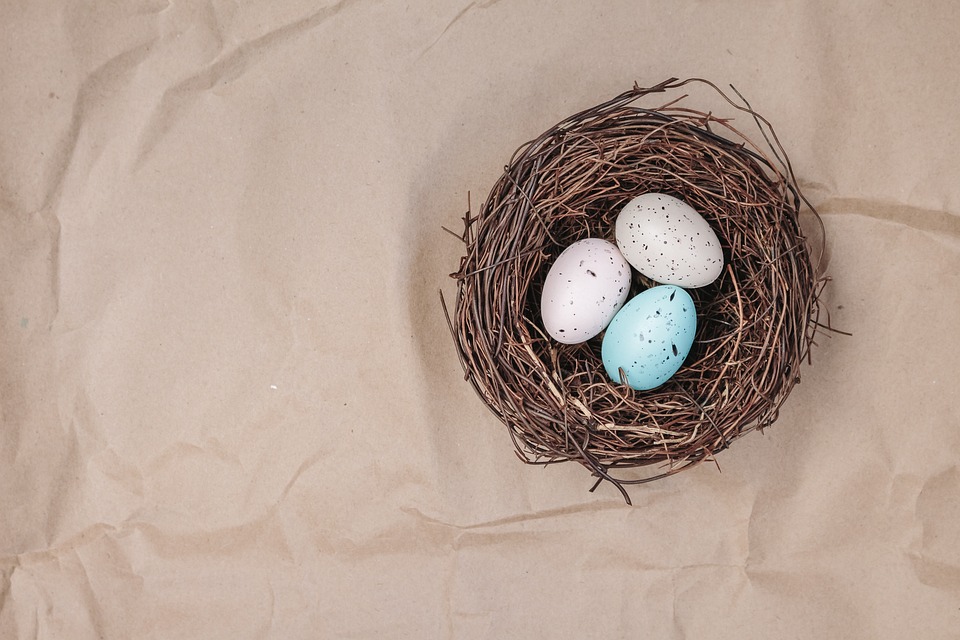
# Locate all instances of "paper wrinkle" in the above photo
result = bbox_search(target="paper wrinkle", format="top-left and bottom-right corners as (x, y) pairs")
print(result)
(47, 216), (63, 334)
(909, 551), (960, 595)
(2, 454), (313, 566)
(136, 0), (366, 163)
(403, 505), (581, 554)
(910, 465), (960, 594)
(147, 439), (245, 476)
(1, 522), (116, 567)
(405, 504), (751, 577)
(35, 42), (155, 218)
(401, 500), (623, 532)
(439, 552), (457, 638)
(0, 567), (14, 635)
(7, 513), (287, 569)
(669, 572), (687, 640)
(30, 420), (82, 555)
(406, 502), (748, 640)
(37, 41), (157, 329)
(418, 0), (509, 59)
(3, 36), (148, 338)
(271, 446), (329, 508)
(70, 550), (108, 635)
(86, 449), (146, 514)
(815, 196), (960, 234)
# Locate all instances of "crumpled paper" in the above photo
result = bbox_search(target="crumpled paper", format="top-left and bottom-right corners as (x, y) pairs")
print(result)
(2, 0), (958, 637)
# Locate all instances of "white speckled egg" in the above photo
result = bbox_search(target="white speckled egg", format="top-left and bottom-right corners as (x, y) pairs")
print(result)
(601, 285), (697, 390)
(615, 193), (724, 287)
(540, 238), (632, 344)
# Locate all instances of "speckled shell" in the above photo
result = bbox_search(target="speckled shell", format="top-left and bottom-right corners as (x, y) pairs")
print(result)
(540, 238), (632, 344)
(601, 285), (697, 390)
(615, 193), (724, 287)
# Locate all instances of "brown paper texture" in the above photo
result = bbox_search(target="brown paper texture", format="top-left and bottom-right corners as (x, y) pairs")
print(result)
(2, 0), (959, 637)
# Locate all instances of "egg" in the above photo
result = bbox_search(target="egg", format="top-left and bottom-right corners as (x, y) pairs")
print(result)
(540, 238), (632, 344)
(615, 193), (724, 287)
(601, 285), (697, 390)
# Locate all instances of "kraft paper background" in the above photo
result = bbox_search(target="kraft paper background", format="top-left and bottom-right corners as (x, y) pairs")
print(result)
(2, 1), (959, 637)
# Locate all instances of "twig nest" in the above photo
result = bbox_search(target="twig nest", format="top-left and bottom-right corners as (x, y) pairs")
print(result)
(445, 78), (827, 503)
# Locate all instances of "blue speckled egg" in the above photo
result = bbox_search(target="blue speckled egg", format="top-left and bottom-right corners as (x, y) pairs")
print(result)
(601, 285), (697, 391)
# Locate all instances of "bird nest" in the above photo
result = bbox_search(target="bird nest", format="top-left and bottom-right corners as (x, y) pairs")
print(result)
(444, 78), (829, 503)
